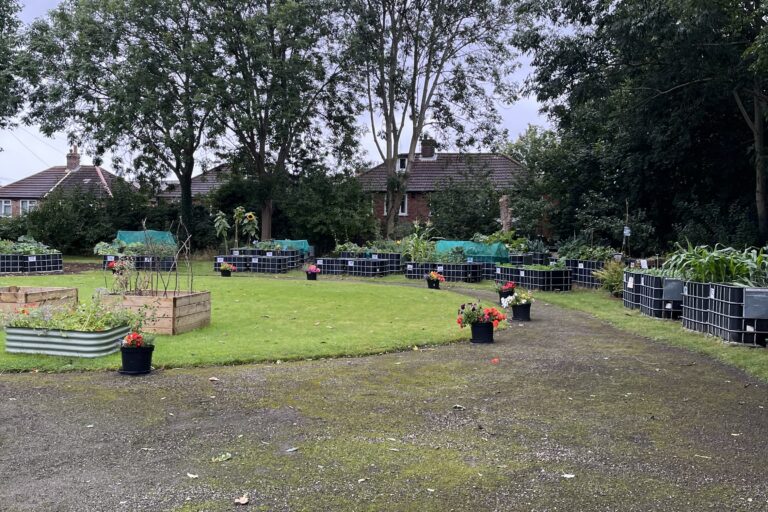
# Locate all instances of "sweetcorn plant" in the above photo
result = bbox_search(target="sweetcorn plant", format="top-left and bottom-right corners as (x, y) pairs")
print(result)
(662, 243), (768, 285)
(400, 221), (436, 262)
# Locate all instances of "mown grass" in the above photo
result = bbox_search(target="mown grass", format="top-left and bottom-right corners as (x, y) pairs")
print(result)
(538, 288), (768, 381)
(0, 263), (480, 372)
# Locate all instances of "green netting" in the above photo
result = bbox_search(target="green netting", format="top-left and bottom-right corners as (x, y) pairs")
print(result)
(116, 230), (176, 246)
(272, 239), (311, 255)
(435, 241), (509, 261)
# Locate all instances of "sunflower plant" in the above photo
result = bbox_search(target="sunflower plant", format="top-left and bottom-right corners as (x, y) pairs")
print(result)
(241, 211), (259, 245)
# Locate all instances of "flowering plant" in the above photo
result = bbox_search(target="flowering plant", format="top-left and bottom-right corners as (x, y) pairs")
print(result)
(4, 300), (142, 332)
(494, 281), (516, 293)
(456, 303), (506, 329)
(425, 271), (445, 282)
(305, 264), (321, 274)
(220, 262), (236, 272)
(107, 260), (116, 270)
(122, 331), (155, 348)
(501, 290), (535, 307)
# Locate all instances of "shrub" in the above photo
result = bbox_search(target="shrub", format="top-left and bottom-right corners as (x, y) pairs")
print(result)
(593, 260), (625, 297)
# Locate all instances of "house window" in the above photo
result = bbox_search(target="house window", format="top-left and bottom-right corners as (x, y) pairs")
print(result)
(384, 193), (408, 216)
(20, 200), (38, 214)
(0, 200), (11, 217)
(398, 158), (407, 173)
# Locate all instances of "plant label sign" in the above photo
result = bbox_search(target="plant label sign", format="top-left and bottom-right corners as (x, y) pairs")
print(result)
(640, 277), (645, 287)
(710, 288), (716, 299)
(520, 271), (525, 277)
(640, 259), (648, 269)
(317, 259), (324, 265)
(578, 263), (584, 269)
(627, 277), (634, 289)
(251, 258), (259, 263)
(407, 264), (413, 270)
(496, 268), (501, 274)
(623, 226), (631, 237)
(233, 250), (239, 256)
(144, 257), (152, 262)
(28, 256), (36, 262)
(348, 260), (354, 267)
(372, 254), (378, 259)
(437, 266), (444, 272)
(106, 255), (115, 261)
(744, 288), (768, 319)
(467, 257), (474, 263)
(266, 251), (273, 257)
(216, 257), (224, 263)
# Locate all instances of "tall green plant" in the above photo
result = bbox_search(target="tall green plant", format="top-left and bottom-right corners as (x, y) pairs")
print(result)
(400, 221), (436, 262)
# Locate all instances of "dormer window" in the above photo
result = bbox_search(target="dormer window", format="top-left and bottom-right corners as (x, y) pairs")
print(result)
(398, 158), (407, 173)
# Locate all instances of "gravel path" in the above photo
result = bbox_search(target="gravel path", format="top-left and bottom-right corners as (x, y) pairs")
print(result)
(1, 294), (766, 511)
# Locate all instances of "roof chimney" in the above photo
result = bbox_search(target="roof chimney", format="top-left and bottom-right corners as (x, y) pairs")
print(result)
(420, 137), (436, 159)
(66, 145), (80, 171)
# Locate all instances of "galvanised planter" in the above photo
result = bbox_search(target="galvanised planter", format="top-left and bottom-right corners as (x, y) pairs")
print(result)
(4, 325), (130, 358)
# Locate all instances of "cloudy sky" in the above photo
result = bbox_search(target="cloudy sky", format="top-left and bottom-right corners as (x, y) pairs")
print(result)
(0, 1), (549, 185)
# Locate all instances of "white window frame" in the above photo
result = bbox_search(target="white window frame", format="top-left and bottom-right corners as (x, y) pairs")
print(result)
(384, 193), (408, 216)
(0, 200), (11, 217)
(20, 200), (37, 214)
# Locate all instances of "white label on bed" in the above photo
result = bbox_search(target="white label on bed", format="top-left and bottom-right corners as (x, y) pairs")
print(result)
(233, 250), (239, 256)
(28, 256), (36, 262)
(348, 260), (354, 267)
(216, 257), (224, 262)
(467, 257), (473, 263)
(640, 259), (648, 269)
(145, 257), (152, 262)
(317, 259), (323, 265)
(437, 266), (444, 272)
(106, 255), (115, 261)
(627, 277), (634, 289)
(578, 263), (584, 269)
(252, 258), (258, 263)
(520, 271), (525, 277)
(407, 264), (413, 270)
(266, 251), (273, 257)
(372, 254), (378, 259)
(496, 268), (501, 274)
(640, 277), (645, 286)
(710, 288), (715, 299)
(665, 302), (672, 309)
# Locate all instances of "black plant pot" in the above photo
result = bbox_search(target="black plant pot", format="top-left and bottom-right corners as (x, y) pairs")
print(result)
(220, 269), (232, 277)
(511, 303), (532, 321)
(120, 346), (154, 375)
(306, 272), (318, 280)
(426, 279), (440, 289)
(470, 322), (494, 343)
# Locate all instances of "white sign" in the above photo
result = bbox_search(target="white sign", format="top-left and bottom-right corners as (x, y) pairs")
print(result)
(496, 267), (501, 274)
(144, 257), (152, 262)
(216, 257), (224, 262)
(252, 258), (259, 263)
(640, 259), (648, 269)
(710, 288), (715, 299)
(520, 271), (525, 277)
(372, 254), (378, 259)
(437, 266), (444, 272)
(467, 257), (474, 263)
(549, 261), (556, 266)
(623, 226), (631, 237)
(266, 251), (273, 257)
(640, 277), (645, 286)
(665, 302), (672, 309)
(317, 259), (324, 265)
(28, 256), (36, 262)
(627, 277), (634, 289)
(106, 255), (115, 261)
(348, 260), (354, 267)
(578, 263), (584, 269)
(683, 286), (688, 295)
(407, 264), (413, 270)
(233, 250), (239, 256)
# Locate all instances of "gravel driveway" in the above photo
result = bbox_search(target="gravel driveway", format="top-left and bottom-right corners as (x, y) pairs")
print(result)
(1, 295), (766, 511)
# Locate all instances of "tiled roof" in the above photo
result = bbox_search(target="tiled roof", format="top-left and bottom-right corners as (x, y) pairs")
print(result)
(0, 165), (122, 199)
(357, 153), (523, 192)
(157, 164), (230, 199)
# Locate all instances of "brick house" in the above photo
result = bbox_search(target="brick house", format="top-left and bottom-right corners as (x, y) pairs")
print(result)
(357, 139), (523, 224)
(0, 147), (125, 217)
(156, 164), (230, 202)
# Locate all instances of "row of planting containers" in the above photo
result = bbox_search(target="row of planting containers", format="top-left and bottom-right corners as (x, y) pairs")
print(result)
(404, 262), (483, 283)
(213, 248), (304, 274)
(623, 270), (768, 346)
(230, 248), (303, 268)
(0, 254), (63, 274)
(494, 266), (572, 292)
(339, 252), (403, 274)
(565, 259), (604, 288)
(102, 255), (176, 272)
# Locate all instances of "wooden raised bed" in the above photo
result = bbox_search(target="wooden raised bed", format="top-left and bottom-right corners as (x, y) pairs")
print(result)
(103, 291), (211, 335)
(0, 286), (78, 313)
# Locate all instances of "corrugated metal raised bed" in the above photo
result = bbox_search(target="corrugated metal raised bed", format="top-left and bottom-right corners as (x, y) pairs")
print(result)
(5, 325), (129, 357)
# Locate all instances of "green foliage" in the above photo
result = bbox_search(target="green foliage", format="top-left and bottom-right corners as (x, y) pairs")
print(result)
(428, 171), (501, 239)
(0, 0), (23, 137)
(471, 231), (529, 252)
(333, 242), (365, 256)
(400, 221), (436, 263)
(93, 239), (176, 257)
(523, 263), (565, 270)
(592, 260), (625, 297)
(557, 236), (617, 262)
(213, 211), (230, 252)
(662, 243), (768, 285)
(254, 241), (283, 251)
(4, 300), (141, 332)
(0, 236), (59, 255)
(0, 215), (28, 240)
(365, 240), (401, 254)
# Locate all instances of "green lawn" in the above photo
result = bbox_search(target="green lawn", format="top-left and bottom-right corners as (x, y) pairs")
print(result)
(0, 264), (485, 372)
(538, 288), (768, 381)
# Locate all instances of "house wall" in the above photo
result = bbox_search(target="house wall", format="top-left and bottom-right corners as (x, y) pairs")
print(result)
(371, 192), (431, 224)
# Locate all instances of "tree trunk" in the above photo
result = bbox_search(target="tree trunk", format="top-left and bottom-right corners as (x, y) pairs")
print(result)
(178, 173), (193, 238)
(755, 91), (767, 243)
(261, 200), (273, 241)
(499, 195), (512, 232)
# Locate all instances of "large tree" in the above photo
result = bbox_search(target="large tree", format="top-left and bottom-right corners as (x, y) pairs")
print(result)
(514, 0), (762, 246)
(26, 0), (218, 232)
(206, 0), (359, 240)
(349, 0), (518, 238)
(0, 0), (23, 140)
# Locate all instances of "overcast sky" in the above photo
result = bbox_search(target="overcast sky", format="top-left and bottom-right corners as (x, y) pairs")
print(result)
(0, 1), (549, 185)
